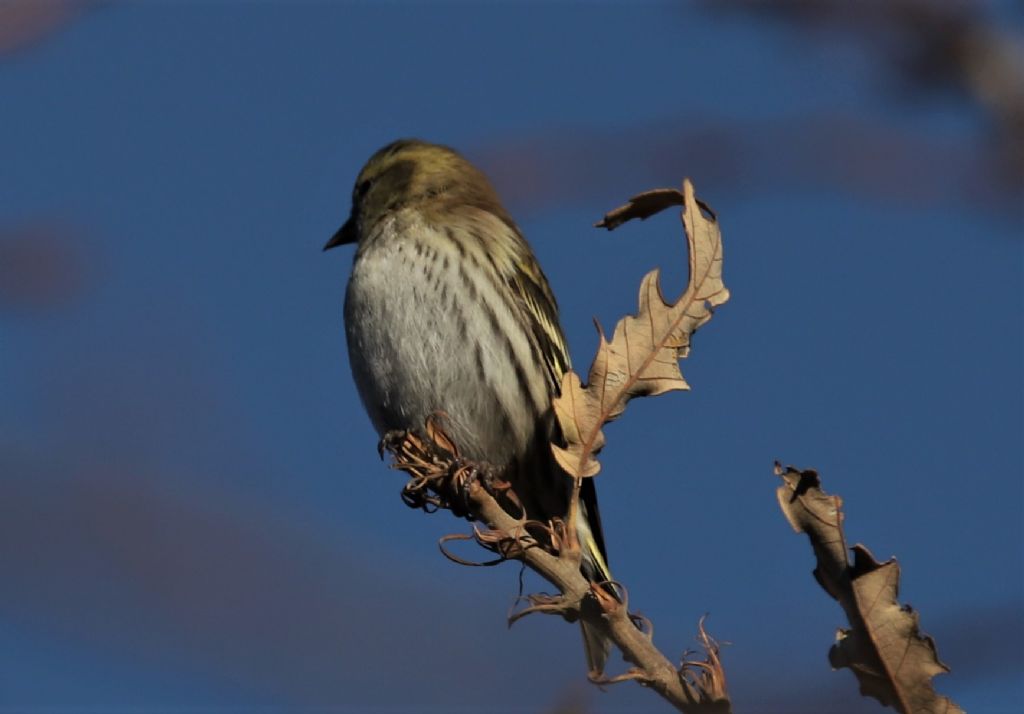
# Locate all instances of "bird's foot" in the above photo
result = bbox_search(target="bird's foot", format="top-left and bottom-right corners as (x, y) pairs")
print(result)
(449, 459), (481, 518)
(447, 459), (516, 519)
(377, 429), (410, 460)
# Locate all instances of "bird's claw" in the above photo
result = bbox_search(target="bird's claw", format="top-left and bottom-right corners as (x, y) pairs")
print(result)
(449, 460), (476, 518)
(447, 461), (502, 518)
(377, 429), (409, 460)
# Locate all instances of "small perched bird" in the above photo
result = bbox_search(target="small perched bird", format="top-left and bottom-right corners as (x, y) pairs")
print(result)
(325, 139), (612, 671)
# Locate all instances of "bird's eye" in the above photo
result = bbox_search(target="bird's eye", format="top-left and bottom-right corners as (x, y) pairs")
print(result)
(356, 179), (372, 198)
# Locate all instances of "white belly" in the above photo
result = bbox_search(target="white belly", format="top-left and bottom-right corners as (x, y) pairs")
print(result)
(343, 219), (540, 466)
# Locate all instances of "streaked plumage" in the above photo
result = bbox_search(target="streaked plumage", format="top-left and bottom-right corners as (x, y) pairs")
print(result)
(326, 139), (611, 670)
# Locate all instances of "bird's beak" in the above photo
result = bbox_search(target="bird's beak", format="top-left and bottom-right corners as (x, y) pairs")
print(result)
(324, 217), (357, 251)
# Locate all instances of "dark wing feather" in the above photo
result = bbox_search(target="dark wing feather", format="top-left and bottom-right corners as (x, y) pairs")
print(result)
(504, 237), (611, 574)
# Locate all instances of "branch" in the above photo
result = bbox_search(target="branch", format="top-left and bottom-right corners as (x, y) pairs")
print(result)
(384, 423), (730, 714)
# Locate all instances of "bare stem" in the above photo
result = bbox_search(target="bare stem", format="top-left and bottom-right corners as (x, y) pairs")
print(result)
(388, 424), (730, 714)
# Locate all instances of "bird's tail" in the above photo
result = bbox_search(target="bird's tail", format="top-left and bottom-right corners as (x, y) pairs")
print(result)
(512, 426), (616, 673)
(577, 498), (615, 674)
(581, 620), (611, 675)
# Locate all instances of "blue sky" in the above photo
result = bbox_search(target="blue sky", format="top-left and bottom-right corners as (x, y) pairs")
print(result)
(1, 2), (1021, 713)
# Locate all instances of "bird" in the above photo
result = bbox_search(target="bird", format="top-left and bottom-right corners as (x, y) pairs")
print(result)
(324, 138), (612, 671)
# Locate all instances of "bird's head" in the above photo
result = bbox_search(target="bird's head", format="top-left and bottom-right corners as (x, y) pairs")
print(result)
(324, 139), (505, 250)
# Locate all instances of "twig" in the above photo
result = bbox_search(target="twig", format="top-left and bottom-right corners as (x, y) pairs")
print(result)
(387, 421), (730, 714)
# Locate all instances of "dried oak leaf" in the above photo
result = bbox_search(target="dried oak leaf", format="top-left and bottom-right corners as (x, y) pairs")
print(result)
(775, 464), (963, 714)
(552, 180), (729, 478)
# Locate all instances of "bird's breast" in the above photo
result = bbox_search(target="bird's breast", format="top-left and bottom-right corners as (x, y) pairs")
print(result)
(343, 219), (549, 467)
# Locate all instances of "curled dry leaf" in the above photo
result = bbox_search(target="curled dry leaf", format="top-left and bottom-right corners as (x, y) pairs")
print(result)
(552, 180), (729, 478)
(775, 464), (963, 714)
(678, 616), (730, 711)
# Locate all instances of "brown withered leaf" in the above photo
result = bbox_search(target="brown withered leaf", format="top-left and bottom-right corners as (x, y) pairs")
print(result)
(594, 188), (694, 230)
(775, 464), (963, 714)
(552, 180), (729, 478)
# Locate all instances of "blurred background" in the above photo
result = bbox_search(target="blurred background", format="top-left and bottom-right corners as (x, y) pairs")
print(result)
(1, 1), (1021, 712)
